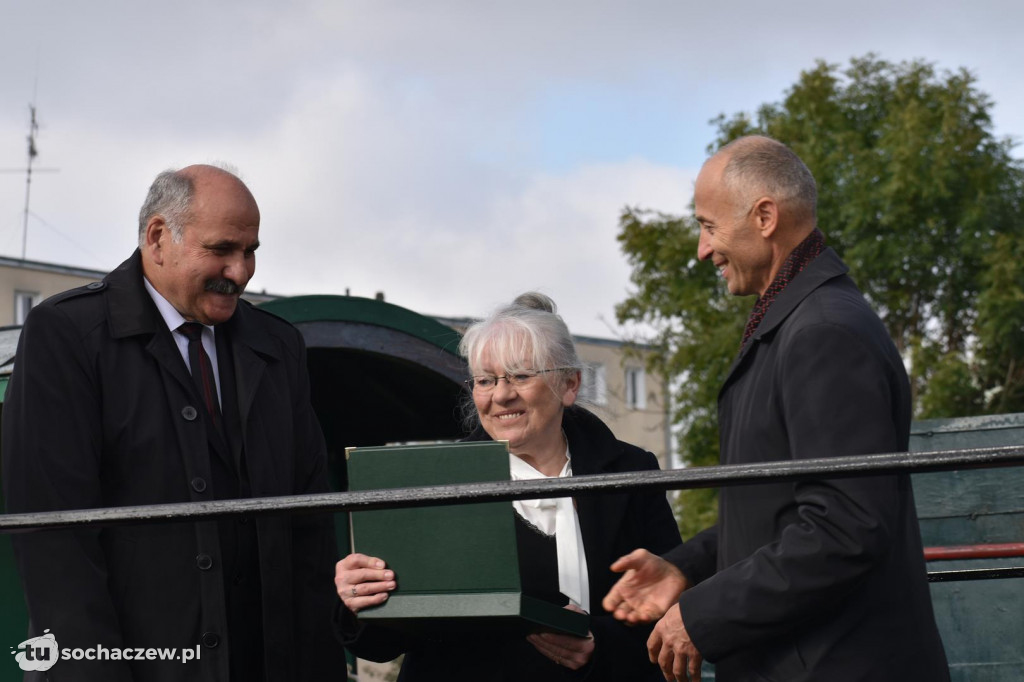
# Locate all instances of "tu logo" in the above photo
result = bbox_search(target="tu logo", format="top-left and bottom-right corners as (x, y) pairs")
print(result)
(10, 630), (59, 672)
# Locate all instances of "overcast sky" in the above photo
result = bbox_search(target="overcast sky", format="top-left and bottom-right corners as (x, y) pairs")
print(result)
(1, 0), (1021, 337)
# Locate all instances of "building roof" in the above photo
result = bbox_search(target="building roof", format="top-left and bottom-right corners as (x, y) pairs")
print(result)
(0, 255), (108, 280)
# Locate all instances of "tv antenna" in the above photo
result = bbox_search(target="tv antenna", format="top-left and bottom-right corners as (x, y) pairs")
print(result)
(1, 103), (60, 259)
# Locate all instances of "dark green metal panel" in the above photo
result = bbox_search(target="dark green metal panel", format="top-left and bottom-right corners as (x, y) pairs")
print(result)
(255, 295), (470, 501)
(257, 294), (463, 356)
(256, 294), (469, 461)
(0, 473), (31, 652)
(911, 413), (1024, 682)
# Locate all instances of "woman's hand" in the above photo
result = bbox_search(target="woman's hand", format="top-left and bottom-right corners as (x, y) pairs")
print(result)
(335, 552), (396, 614)
(526, 604), (595, 671)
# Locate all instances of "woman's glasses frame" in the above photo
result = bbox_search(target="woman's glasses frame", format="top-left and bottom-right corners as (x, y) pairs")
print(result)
(464, 368), (569, 393)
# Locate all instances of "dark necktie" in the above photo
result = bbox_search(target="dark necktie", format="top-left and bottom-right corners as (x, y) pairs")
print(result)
(178, 322), (220, 426)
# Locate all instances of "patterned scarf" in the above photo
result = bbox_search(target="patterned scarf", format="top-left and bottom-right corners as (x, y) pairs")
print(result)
(742, 228), (826, 347)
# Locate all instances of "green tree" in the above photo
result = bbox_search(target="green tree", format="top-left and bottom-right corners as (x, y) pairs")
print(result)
(975, 231), (1024, 412)
(618, 55), (1024, 534)
(617, 207), (745, 537)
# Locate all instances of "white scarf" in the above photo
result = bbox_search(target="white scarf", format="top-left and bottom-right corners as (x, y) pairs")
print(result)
(508, 447), (590, 613)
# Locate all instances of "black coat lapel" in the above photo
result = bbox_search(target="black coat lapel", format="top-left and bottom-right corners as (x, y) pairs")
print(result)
(104, 250), (197, 399)
(225, 302), (274, 430)
(720, 247), (849, 395)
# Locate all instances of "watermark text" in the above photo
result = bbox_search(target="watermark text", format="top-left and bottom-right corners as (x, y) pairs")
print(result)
(11, 631), (200, 673)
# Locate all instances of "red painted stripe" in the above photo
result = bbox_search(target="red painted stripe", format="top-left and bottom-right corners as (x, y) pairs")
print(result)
(924, 543), (1024, 561)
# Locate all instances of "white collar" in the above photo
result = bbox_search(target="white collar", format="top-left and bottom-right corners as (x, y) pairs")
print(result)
(143, 277), (214, 336)
(508, 444), (590, 612)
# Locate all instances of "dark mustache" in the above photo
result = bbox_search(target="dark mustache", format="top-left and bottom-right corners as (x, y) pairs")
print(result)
(205, 279), (241, 295)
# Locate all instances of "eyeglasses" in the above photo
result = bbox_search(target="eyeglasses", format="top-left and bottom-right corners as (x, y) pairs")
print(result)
(464, 368), (568, 393)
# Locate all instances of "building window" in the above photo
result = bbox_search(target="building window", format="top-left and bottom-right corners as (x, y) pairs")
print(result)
(580, 363), (607, 406)
(14, 291), (41, 325)
(624, 367), (646, 410)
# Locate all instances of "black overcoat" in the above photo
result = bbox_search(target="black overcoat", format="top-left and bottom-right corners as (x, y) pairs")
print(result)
(339, 406), (682, 681)
(666, 248), (950, 682)
(2, 251), (344, 681)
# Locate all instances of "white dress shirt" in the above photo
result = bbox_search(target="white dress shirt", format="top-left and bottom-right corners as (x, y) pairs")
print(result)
(508, 447), (591, 613)
(143, 277), (222, 407)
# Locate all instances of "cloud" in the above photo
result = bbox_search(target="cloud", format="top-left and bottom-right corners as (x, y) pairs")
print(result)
(247, 139), (695, 338)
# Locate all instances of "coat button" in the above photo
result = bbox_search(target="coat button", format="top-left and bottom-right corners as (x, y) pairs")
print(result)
(191, 477), (207, 493)
(201, 632), (219, 648)
(181, 406), (198, 421)
(196, 554), (213, 571)
(86, 282), (105, 290)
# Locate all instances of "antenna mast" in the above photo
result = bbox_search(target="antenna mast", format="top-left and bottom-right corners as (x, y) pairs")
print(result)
(22, 103), (39, 260)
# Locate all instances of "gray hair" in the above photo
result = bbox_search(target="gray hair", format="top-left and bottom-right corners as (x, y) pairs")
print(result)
(718, 135), (817, 223)
(458, 292), (585, 429)
(137, 170), (194, 247)
(460, 292), (583, 375)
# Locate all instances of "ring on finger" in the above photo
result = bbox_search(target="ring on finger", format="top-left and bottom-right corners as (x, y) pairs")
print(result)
(351, 586), (358, 597)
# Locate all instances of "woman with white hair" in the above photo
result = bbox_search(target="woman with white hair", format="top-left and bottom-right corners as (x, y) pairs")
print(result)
(335, 292), (680, 680)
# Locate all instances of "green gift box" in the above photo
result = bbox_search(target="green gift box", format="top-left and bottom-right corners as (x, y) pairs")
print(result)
(346, 441), (589, 637)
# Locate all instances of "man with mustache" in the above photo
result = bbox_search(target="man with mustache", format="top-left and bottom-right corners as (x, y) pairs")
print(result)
(3, 165), (344, 681)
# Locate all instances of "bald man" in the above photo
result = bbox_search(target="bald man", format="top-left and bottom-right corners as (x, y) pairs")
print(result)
(603, 137), (949, 682)
(3, 166), (344, 681)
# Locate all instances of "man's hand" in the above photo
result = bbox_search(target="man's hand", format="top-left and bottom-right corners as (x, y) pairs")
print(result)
(602, 549), (690, 623)
(648, 604), (702, 682)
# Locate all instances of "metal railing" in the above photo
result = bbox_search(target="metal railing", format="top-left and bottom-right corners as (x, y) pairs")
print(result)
(3, 443), (1023, 582)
